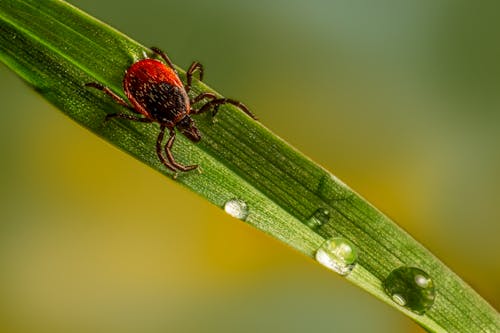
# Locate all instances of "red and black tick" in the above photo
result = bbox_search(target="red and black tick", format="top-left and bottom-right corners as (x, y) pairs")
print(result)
(85, 47), (256, 175)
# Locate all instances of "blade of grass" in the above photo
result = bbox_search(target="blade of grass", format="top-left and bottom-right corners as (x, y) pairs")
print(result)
(0, 1), (498, 332)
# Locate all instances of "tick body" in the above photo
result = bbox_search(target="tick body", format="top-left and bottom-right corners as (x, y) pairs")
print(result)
(125, 59), (188, 125)
(85, 47), (256, 176)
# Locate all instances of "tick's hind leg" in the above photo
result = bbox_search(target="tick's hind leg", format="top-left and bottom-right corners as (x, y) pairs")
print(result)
(195, 98), (258, 120)
(150, 47), (177, 74)
(85, 82), (136, 112)
(85, 82), (149, 122)
(165, 129), (198, 172)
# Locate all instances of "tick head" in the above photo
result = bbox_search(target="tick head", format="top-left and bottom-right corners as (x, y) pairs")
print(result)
(177, 115), (201, 142)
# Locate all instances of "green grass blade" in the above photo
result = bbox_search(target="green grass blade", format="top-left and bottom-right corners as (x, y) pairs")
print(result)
(0, 1), (498, 332)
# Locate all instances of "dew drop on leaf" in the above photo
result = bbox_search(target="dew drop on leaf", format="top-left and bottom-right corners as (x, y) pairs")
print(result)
(315, 237), (358, 276)
(383, 266), (436, 315)
(224, 198), (249, 221)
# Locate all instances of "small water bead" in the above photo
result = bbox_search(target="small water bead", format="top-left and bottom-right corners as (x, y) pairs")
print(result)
(315, 237), (358, 276)
(224, 198), (249, 220)
(306, 208), (331, 229)
(383, 266), (436, 315)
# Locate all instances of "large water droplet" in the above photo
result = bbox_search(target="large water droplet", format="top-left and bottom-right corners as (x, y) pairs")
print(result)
(306, 208), (331, 229)
(315, 237), (358, 276)
(224, 199), (249, 220)
(383, 266), (436, 315)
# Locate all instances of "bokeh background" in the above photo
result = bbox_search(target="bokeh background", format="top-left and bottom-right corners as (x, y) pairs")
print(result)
(1, 1), (499, 332)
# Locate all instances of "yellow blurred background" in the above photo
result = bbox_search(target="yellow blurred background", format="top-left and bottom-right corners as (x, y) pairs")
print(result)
(0, 1), (499, 332)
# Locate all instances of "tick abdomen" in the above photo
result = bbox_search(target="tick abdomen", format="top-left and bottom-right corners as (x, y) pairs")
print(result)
(124, 59), (190, 125)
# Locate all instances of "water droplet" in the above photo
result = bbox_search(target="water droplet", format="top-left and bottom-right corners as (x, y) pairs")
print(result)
(306, 208), (331, 229)
(383, 266), (436, 315)
(224, 199), (249, 220)
(315, 237), (358, 276)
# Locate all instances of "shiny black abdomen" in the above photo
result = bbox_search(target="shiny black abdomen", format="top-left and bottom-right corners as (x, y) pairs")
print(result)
(126, 75), (188, 125)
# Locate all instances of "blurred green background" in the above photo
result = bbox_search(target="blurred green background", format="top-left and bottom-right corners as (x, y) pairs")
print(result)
(1, 0), (499, 332)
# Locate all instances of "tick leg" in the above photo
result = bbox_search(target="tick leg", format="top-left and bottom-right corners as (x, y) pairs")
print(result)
(185, 61), (204, 93)
(194, 98), (258, 120)
(165, 129), (198, 172)
(156, 125), (178, 173)
(190, 92), (217, 105)
(150, 47), (178, 75)
(85, 82), (137, 113)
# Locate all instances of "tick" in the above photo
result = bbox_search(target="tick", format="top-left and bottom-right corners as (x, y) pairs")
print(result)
(85, 47), (256, 175)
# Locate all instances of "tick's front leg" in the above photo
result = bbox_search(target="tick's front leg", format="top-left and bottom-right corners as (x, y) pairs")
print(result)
(195, 98), (257, 120)
(164, 129), (198, 172)
(156, 125), (178, 174)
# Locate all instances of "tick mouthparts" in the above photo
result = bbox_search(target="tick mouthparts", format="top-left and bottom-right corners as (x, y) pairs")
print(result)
(184, 127), (201, 142)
